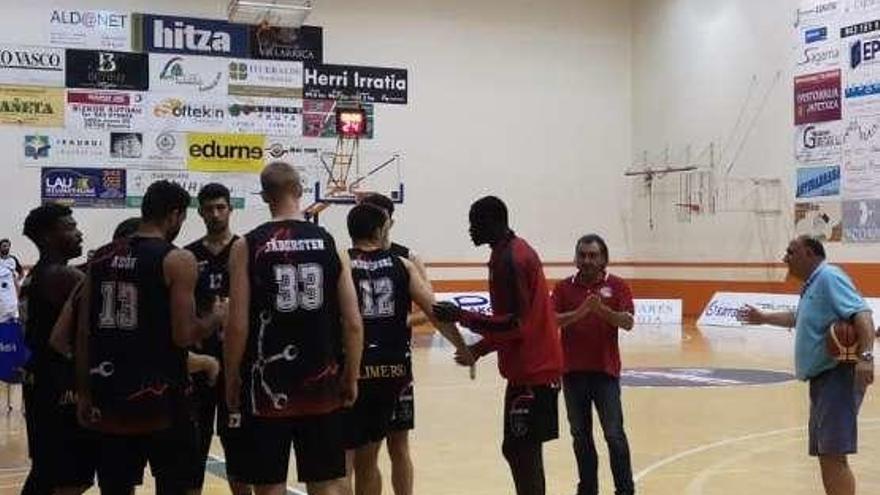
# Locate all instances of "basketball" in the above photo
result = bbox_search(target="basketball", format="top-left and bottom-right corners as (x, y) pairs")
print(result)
(826, 320), (859, 363)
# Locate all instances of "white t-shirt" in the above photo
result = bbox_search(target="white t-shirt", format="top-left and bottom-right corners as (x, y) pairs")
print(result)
(0, 264), (18, 321)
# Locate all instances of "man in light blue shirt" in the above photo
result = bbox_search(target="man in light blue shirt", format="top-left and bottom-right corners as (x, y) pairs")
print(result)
(739, 235), (874, 495)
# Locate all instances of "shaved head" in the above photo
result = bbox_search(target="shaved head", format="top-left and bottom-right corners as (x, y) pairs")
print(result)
(260, 161), (302, 202)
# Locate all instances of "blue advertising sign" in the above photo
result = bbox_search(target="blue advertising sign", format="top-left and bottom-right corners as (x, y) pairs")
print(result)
(796, 165), (840, 198)
(41, 167), (126, 208)
(138, 14), (249, 58)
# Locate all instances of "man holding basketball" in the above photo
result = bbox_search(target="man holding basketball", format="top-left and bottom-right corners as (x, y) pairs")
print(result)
(739, 235), (874, 495)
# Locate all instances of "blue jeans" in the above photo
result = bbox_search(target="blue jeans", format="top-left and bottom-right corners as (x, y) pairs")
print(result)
(563, 371), (634, 495)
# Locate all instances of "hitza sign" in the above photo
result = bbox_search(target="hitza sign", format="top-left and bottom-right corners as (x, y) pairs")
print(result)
(138, 14), (249, 58)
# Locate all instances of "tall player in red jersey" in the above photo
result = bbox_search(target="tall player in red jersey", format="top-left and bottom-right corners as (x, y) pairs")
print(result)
(434, 195), (565, 495)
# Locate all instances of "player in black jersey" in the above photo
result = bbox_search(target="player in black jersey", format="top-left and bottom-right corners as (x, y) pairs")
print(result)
(75, 181), (225, 495)
(225, 162), (364, 495)
(358, 194), (428, 495)
(344, 204), (472, 495)
(184, 183), (252, 495)
(19, 203), (95, 495)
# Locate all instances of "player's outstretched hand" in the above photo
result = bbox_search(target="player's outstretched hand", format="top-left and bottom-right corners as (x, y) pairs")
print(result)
(455, 345), (477, 367)
(736, 304), (764, 325)
(433, 301), (462, 322)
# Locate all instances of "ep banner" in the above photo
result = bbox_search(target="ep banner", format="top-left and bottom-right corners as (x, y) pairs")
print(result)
(304, 63), (408, 104)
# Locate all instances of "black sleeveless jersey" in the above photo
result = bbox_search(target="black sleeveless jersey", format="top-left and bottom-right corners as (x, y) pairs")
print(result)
(87, 236), (186, 432)
(19, 263), (79, 408)
(349, 248), (412, 382)
(389, 242), (410, 260)
(185, 236), (238, 360)
(244, 220), (342, 418)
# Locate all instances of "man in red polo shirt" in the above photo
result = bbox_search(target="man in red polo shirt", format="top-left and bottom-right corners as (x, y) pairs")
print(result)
(434, 195), (567, 495)
(553, 234), (635, 495)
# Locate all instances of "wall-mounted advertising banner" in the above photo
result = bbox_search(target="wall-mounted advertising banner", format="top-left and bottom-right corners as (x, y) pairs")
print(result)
(46, 9), (131, 50)
(41, 167), (126, 208)
(0, 45), (65, 86)
(795, 1), (840, 28)
(842, 151), (880, 198)
(796, 165), (841, 198)
(795, 200), (843, 241)
(136, 14), (249, 58)
(795, 42), (841, 73)
(303, 99), (374, 139)
(843, 198), (880, 241)
(227, 59), (303, 98)
(844, 114), (880, 153)
(140, 131), (187, 169)
(0, 85), (64, 127)
(65, 49), (148, 91)
(304, 63), (408, 105)
(697, 292), (799, 328)
(149, 54), (227, 96)
(126, 170), (254, 209)
(795, 70), (841, 124)
(186, 133), (266, 173)
(795, 121), (844, 162)
(633, 299), (683, 325)
(66, 90), (147, 131)
(148, 96), (227, 132)
(21, 132), (107, 165)
(227, 97), (302, 136)
(251, 25), (322, 62)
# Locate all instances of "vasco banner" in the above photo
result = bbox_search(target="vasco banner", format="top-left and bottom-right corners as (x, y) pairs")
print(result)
(796, 165), (840, 198)
(0, 45), (65, 87)
(41, 167), (126, 208)
(186, 133), (266, 173)
(304, 63), (408, 104)
(136, 14), (249, 58)
(46, 9), (131, 50)
(0, 85), (64, 127)
(250, 25), (322, 62)
(65, 49), (148, 91)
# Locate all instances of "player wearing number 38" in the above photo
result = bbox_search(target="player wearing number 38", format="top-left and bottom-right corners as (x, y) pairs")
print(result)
(737, 235), (874, 495)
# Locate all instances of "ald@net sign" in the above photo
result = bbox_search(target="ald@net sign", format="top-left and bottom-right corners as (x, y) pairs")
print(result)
(621, 368), (795, 387)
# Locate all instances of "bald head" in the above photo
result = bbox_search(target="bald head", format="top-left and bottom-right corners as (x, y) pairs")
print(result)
(260, 161), (302, 203)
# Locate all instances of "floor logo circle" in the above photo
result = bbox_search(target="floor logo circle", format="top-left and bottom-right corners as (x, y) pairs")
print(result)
(621, 367), (795, 387)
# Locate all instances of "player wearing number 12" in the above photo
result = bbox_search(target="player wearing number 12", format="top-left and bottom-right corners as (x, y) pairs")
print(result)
(224, 162), (364, 495)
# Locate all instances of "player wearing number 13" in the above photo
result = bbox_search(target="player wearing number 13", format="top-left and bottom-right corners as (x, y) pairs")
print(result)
(75, 181), (225, 494)
(224, 162), (364, 495)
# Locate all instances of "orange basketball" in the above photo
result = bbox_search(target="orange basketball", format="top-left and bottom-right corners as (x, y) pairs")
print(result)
(826, 320), (859, 363)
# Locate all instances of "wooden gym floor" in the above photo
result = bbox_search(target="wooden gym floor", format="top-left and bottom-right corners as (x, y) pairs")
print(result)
(1, 323), (878, 494)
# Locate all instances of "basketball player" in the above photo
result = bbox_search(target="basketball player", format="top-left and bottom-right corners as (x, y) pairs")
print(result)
(358, 194), (424, 495)
(224, 162), (364, 495)
(739, 235), (873, 495)
(184, 183), (252, 495)
(345, 203), (471, 495)
(19, 203), (96, 495)
(433, 196), (563, 495)
(75, 180), (225, 494)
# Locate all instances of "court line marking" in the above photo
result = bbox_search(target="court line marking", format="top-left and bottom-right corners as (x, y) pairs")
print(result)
(634, 417), (880, 484)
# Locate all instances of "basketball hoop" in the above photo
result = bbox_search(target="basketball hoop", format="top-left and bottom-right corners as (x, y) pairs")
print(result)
(227, 0), (313, 27)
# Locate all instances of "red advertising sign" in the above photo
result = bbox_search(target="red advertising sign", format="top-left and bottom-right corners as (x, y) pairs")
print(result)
(794, 70), (841, 125)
